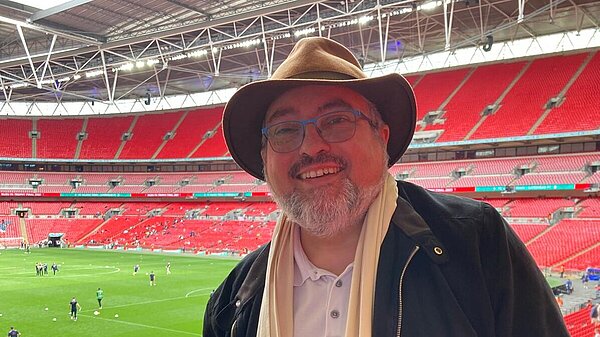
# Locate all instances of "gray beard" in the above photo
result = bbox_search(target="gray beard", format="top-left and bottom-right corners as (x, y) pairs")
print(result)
(269, 175), (384, 238)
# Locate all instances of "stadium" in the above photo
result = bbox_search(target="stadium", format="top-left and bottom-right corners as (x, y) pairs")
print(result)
(0, 0), (599, 336)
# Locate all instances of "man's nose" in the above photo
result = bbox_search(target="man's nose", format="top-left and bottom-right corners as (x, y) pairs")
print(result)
(298, 123), (330, 156)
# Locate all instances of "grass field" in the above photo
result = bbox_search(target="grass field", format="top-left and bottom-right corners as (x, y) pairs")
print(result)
(0, 248), (239, 337)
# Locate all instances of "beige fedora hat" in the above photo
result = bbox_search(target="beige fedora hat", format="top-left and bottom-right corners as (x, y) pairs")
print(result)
(222, 37), (416, 180)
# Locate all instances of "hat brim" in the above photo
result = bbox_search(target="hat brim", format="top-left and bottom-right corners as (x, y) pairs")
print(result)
(223, 73), (416, 180)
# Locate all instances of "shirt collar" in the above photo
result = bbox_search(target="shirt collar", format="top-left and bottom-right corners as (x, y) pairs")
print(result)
(293, 224), (336, 286)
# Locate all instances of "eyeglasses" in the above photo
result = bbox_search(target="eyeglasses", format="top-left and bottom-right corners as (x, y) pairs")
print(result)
(261, 109), (376, 153)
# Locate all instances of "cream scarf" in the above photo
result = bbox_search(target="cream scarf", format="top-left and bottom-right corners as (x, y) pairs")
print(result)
(256, 173), (398, 337)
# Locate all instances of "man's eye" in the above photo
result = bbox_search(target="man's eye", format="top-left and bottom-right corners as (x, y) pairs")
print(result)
(273, 126), (300, 136)
(324, 115), (351, 126)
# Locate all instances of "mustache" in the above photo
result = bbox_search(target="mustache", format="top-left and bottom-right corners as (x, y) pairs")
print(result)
(289, 153), (347, 178)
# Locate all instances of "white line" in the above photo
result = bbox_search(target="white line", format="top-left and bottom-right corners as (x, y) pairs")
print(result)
(81, 292), (210, 313)
(79, 313), (202, 336)
(185, 287), (214, 298)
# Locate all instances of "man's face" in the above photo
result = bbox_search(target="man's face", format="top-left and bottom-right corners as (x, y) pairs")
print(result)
(262, 85), (390, 237)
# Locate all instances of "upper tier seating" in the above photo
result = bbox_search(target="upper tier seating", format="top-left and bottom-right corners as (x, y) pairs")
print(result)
(425, 62), (526, 142)
(0, 119), (32, 158)
(470, 53), (587, 139)
(119, 111), (183, 159)
(157, 107), (223, 158)
(535, 52), (600, 135)
(37, 118), (83, 159)
(79, 115), (134, 159)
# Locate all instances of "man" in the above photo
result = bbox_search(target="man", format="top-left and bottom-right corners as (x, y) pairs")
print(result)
(149, 271), (156, 286)
(96, 287), (104, 309)
(203, 37), (569, 337)
(51, 262), (58, 275)
(69, 297), (81, 321)
(133, 264), (139, 276)
(166, 261), (171, 275)
(7, 327), (20, 337)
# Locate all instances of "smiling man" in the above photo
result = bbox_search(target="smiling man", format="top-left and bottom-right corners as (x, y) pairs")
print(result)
(203, 37), (569, 337)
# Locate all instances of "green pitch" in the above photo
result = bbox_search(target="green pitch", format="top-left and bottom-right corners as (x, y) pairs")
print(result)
(0, 248), (240, 337)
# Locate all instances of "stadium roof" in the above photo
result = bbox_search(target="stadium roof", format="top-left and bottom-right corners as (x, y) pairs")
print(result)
(0, 0), (599, 108)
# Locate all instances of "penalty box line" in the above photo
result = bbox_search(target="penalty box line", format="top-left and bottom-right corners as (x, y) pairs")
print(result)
(78, 313), (202, 336)
(80, 288), (213, 313)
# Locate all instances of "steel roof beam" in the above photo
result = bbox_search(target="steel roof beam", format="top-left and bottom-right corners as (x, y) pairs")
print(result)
(30, 0), (94, 22)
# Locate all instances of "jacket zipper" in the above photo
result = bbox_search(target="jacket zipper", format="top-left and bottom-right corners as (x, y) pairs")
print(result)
(396, 245), (420, 337)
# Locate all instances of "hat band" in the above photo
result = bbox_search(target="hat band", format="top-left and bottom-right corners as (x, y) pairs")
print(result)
(286, 71), (358, 80)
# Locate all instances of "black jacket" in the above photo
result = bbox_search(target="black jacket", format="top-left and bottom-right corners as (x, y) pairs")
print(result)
(203, 181), (569, 337)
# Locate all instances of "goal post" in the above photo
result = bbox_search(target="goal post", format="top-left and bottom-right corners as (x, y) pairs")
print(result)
(0, 237), (24, 249)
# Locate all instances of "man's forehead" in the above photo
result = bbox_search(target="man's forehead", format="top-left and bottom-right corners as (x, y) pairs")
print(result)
(265, 86), (367, 123)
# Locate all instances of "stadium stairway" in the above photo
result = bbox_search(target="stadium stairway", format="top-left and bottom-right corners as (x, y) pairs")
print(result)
(73, 117), (88, 159)
(76, 217), (113, 245)
(152, 110), (189, 159)
(527, 52), (596, 135)
(115, 115), (139, 159)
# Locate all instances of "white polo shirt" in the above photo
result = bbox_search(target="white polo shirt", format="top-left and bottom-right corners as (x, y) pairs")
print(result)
(293, 226), (354, 337)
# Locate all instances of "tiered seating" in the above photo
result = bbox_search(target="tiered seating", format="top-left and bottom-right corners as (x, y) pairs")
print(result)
(120, 202), (167, 215)
(110, 185), (146, 193)
(36, 118), (83, 159)
(413, 68), (471, 121)
(81, 216), (143, 244)
(449, 174), (514, 187)
(396, 161), (465, 178)
(36, 173), (79, 184)
(25, 218), (103, 243)
(156, 107), (223, 159)
(73, 202), (122, 215)
(427, 62), (526, 142)
(244, 203), (278, 217)
(577, 198), (600, 218)
(190, 128), (228, 158)
(562, 245), (600, 270)
(585, 171), (600, 184)
(190, 172), (228, 184)
(0, 119), (31, 158)
(505, 198), (575, 218)
(564, 307), (594, 337)
(404, 177), (454, 188)
(22, 202), (71, 215)
(74, 185), (110, 193)
(533, 153), (598, 172)
(470, 157), (532, 175)
(404, 74), (422, 86)
(226, 171), (258, 184)
(202, 202), (245, 216)
(36, 185), (73, 193)
(81, 173), (119, 184)
(121, 174), (156, 185)
(161, 203), (204, 216)
(0, 202), (18, 215)
(471, 53), (587, 139)
(118, 111), (183, 159)
(0, 216), (21, 239)
(0, 172), (33, 184)
(142, 185), (180, 194)
(525, 219), (600, 267)
(509, 223), (547, 243)
(209, 185), (253, 193)
(79, 115), (134, 159)
(477, 198), (510, 208)
(177, 185), (214, 193)
(535, 52), (600, 135)
(512, 172), (587, 185)
(156, 173), (195, 184)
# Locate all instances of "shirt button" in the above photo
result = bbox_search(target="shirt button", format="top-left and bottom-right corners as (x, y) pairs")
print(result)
(335, 280), (343, 287)
(235, 300), (241, 307)
(330, 310), (340, 319)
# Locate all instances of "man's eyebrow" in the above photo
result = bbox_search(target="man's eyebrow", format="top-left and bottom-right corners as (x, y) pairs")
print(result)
(265, 107), (296, 124)
(265, 99), (353, 124)
(318, 99), (353, 113)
